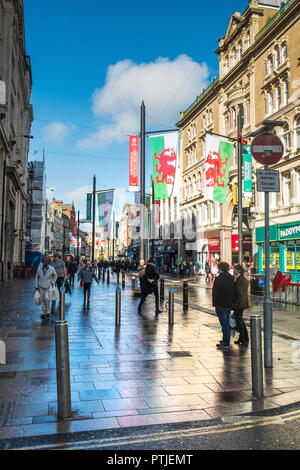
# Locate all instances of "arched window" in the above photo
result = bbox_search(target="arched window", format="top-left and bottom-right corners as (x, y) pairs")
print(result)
(247, 31), (250, 48)
(268, 90), (273, 115)
(294, 116), (300, 150)
(282, 123), (291, 154)
(275, 84), (281, 111)
(193, 175), (196, 195)
(188, 177), (192, 197)
(267, 55), (273, 75)
(198, 172), (201, 192)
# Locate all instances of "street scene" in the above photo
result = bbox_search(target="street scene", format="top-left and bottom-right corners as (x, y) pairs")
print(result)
(1, 0), (300, 455)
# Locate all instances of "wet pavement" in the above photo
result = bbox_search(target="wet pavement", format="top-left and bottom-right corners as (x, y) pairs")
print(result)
(0, 272), (299, 440)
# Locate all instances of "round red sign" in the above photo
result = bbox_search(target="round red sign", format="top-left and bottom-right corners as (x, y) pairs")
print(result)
(251, 133), (284, 165)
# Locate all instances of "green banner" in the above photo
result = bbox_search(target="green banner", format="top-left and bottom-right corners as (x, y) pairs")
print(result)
(86, 193), (92, 221)
(243, 145), (252, 194)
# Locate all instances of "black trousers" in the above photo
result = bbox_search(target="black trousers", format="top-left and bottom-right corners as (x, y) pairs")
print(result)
(69, 274), (75, 286)
(234, 309), (249, 342)
(139, 285), (159, 312)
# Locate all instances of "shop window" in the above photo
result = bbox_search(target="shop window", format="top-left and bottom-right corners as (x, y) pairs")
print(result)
(271, 242), (280, 269)
(285, 241), (296, 272)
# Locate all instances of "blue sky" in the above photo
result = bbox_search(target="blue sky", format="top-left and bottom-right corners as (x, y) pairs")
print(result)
(24, 0), (249, 219)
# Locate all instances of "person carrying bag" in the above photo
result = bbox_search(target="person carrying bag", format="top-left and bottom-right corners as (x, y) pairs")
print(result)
(232, 264), (249, 345)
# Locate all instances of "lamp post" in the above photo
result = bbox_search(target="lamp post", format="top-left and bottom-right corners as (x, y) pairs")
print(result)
(248, 212), (256, 277)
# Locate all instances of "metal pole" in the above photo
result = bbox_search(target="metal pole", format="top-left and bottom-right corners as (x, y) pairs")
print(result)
(59, 288), (65, 321)
(55, 320), (72, 419)
(237, 106), (244, 266)
(112, 210), (115, 261)
(122, 271), (125, 288)
(183, 281), (188, 311)
(115, 287), (121, 326)
(264, 169), (273, 368)
(77, 210), (80, 263)
(140, 101), (146, 260)
(250, 314), (264, 399)
(160, 277), (164, 304)
(168, 288), (174, 325)
(92, 175), (96, 264)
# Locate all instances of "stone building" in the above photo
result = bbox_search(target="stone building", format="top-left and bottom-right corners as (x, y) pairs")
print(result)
(0, 0), (33, 281)
(177, 0), (300, 278)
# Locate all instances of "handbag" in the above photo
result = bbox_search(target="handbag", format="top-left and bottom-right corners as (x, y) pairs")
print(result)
(49, 285), (58, 301)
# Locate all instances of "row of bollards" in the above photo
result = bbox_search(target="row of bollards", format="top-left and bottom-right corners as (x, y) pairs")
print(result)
(55, 287), (72, 419)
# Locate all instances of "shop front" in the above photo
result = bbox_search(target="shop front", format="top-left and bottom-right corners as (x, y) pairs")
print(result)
(256, 222), (300, 282)
(208, 238), (220, 273)
(232, 234), (253, 265)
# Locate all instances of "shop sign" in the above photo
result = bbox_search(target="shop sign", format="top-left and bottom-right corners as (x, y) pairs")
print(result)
(208, 238), (220, 252)
(257, 169), (280, 192)
(232, 234), (239, 252)
(232, 234), (252, 252)
(279, 223), (300, 240)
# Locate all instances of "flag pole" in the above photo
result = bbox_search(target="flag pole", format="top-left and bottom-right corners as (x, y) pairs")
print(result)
(237, 106), (244, 266)
(92, 175), (96, 263)
(140, 101), (146, 261)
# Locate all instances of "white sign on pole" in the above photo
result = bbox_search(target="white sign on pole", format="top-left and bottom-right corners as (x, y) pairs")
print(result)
(257, 169), (280, 192)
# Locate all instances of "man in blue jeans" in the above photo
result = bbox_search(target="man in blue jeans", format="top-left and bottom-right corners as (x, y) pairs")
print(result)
(212, 262), (235, 350)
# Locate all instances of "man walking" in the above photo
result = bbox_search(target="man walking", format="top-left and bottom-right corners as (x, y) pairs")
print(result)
(51, 253), (67, 290)
(78, 260), (99, 305)
(233, 264), (249, 345)
(138, 258), (162, 315)
(35, 256), (57, 320)
(115, 259), (122, 284)
(68, 259), (77, 287)
(212, 262), (234, 350)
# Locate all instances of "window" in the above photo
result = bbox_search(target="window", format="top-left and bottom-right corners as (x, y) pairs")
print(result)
(275, 84), (281, 111)
(192, 175), (196, 195)
(282, 42), (288, 64)
(247, 31), (250, 48)
(275, 47), (280, 69)
(295, 116), (300, 150)
(283, 173), (291, 206)
(267, 55), (273, 75)
(238, 41), (243, 60)
(233, 47), (237, 66)
(198, 172), (201, 192)
(268, 90), (273, 115)
(232, 108), (236, 129)
(271, 191), (279, 209)
(296, 169), (300, 203)
(225, 55), (229, 73)
(282, 124), (291, 153)
(283, 79), (289, 106)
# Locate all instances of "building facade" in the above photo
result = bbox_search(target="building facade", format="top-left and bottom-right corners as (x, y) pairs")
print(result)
(0, 0), (33, 281)
(177, 0), (300, 277)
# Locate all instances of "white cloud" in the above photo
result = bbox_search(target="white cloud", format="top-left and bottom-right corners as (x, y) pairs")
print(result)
(41, 121), (75, 145)
(77, 55), (209, 148)
(63, 185), (92, 204)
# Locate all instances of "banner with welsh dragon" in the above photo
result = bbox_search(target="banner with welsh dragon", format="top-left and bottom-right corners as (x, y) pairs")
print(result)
(204, 134), (234, 204)
(149, 132), (178, 200)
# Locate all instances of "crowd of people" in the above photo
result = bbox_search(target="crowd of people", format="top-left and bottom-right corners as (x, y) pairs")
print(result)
(34, 253), (250, 351)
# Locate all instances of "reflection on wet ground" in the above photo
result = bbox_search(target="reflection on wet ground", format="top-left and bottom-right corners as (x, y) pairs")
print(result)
(0, 274), (299, 439)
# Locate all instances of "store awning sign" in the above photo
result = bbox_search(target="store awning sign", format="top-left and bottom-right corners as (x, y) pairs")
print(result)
(279, 224), (300, 240)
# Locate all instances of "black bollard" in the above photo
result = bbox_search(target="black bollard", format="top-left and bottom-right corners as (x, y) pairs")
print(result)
(183, 281), (188, 311)
(115, 287), (121, 326)
(160, 278), (164, 304)
(55, 321), (72, 419)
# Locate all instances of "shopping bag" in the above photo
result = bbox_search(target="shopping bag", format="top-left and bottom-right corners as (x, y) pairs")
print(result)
(33, 289), (41, 306)
(49, 285), (58, 302)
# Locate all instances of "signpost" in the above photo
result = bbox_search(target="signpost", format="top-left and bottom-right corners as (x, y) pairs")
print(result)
(251, 133), (283, 368)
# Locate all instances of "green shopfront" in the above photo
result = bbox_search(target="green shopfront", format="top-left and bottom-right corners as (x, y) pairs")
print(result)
(256, 222), (300, 282)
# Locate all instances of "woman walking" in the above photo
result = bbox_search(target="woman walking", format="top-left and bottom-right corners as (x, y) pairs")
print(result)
(233, 264), (249, 345)
(78, 260), (99, 305)
(35, 255), (57, 320)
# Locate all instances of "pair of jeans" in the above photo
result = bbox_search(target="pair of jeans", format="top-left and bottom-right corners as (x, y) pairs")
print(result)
(234, 309), (249, 343)
(215, 306), (231, 346)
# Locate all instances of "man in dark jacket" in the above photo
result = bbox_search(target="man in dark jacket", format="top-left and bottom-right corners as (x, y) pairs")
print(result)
(233, 264), (249, 344)
(115, 260), (122, 284)
(138, 258), (162, 315)
(68, 260), (77, 287)
(212, 262), (235, 350)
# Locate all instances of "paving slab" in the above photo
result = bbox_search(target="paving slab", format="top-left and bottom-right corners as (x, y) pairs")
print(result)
(0, 275), (299, 439)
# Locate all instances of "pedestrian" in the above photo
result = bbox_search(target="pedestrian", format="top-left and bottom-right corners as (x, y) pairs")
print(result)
(138, 258), (162, 315)
(77, 259), (85, 281)
(115, 259), (122, 284)
(212, 262), (235, 350)
(78, 260), (99, 305)
(50, 253), (67, 312)
(205, 261), (211, 282)
(195, 262), (200, 276)
(68, 259), (77, 287)
(35, 255), (57, 320)
(232, 264), (249, 345)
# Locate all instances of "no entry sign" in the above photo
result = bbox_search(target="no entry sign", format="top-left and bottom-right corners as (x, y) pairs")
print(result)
(251, 133), (283, 165)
